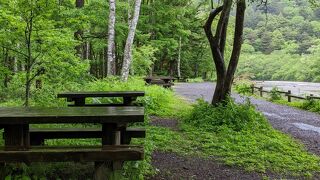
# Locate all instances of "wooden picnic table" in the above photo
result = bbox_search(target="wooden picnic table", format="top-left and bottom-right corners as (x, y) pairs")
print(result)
(144, 77), (175, 88)
(58, 91), (145, 106)
(0, 106), (144, 179)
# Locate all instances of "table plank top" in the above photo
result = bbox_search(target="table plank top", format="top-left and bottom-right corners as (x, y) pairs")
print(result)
(0, 107), (144, 124)
(57, 91), (145, 98)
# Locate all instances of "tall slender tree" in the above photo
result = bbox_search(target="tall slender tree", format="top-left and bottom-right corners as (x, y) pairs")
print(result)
(121, 0), (142, 81)
(177, 36), (182, 78)
(107, 0), (116, 76)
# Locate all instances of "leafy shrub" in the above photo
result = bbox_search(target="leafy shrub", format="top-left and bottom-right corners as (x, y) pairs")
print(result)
(188, 77), (204, 83)
(183, 98), (320, 176)
(269, 87), (282, 101)
(84, 77), (187, 117)
(185, 98), (268, 132)
(299, 99), (320, 112)
(234, 80), (253, 95)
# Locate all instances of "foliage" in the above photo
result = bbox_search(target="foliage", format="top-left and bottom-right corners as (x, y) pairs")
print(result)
(185, 98), (264, 132)
(234, 80), (253, 95)
(83, 77), (189, 117)
(181, 99), (320, 176)
(269, 87), (282, 101)
(187, 77), (204, 83)
(237, 0), (320, 82)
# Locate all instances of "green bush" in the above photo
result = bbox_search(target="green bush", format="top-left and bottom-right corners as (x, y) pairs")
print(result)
(83, 77), (188, 117)
(269, 87), (282, 101)
(188, 77), (204, 83)
(234, 81), (253, 95)
(185, 98), (267, 132)
(182, 99), (320, 176)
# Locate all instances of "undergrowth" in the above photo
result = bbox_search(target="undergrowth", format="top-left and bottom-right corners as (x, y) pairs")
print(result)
(2, 78), (320, 178)
(0, 77), (188, 179)
(179, 99), (320, 177)
(187, 77), (204, 83)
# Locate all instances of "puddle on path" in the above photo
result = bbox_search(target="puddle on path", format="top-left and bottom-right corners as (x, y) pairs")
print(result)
(292, 123), (320, 134)
(262, 112), (286, 120)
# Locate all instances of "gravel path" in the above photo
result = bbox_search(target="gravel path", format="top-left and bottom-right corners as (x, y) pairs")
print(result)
(174, 82), (320, 155)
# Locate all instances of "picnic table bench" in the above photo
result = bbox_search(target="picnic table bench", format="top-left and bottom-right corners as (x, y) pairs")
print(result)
(0, 106), (145, 179)
(144, 77), (175, 88)
(58, 91), (145, 106)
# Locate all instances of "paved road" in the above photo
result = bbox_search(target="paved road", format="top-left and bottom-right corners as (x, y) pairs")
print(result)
(174, 82), (320, 155)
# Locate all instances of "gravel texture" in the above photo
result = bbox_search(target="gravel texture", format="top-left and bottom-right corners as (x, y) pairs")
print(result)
(174, 82), (320, 156)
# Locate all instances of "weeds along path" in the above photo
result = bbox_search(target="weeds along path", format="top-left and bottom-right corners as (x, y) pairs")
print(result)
(174, 82), (320, 156)
(148, 117), (270, 179)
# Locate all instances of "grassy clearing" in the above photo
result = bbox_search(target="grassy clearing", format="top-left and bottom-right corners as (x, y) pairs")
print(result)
(1, 78), (320, 178)
(147, 99), (320, 177)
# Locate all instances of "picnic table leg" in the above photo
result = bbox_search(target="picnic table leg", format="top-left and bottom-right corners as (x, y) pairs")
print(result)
(0, 163), (6, 179)
(4, 124), (30, 151)
(94, 123), (121, 180)
(73, 98), (85, 106)
(123, 97), (134, 106)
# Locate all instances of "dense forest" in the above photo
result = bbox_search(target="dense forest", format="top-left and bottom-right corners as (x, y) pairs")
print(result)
(238, 0), (320, 81)
(1, 0), (320, 179)
(0, 0), (319, 106)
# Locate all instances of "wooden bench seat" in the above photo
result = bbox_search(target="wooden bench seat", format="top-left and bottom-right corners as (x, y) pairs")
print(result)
(67, 102), (142, 107)
(0, 145), (143, 163)
(29, 128), (146, 145)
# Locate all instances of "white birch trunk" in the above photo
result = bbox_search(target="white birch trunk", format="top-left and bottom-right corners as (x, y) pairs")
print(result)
(13, 57), (18, 73)
(121, 0), (142, 81)
(107, 0), (116, 76)
(85, 41), (90, 59)
(177, 36), (182, 78)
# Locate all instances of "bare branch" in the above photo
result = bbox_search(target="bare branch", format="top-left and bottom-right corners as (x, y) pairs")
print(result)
(0, 45), (28, 58)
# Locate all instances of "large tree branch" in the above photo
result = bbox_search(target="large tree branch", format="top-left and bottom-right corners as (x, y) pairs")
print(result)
(223, 0), (246, 96)
(214, 0), (232, 47)
(219, 18), (229, 58)
(204, 6), (223, 46)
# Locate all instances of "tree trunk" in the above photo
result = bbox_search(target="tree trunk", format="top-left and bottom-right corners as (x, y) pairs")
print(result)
(107, 0), (116, 76)
(222, 0), (246, 99)
(177, 36), (182, 78)
(75, 0), (85, 58)
(121, 0), (142, 81)
(204, 0), (246, 105)
(75, 0), (84, 8)
(3, 48), (8, 88)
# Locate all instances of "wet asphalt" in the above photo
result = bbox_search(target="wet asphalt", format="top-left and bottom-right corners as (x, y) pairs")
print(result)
(173, 82), (320, 155)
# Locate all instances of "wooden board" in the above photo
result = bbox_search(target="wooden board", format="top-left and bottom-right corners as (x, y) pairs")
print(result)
(0, 145), (144, 162)
(0, 107), (144, 124)
(29, 127), (146, 139)
(57, 91), (145, 98)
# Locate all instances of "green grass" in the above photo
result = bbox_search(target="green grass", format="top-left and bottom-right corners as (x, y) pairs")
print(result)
(187, 77), (204, 83)
(1, 77), (320, 178)
(172, 99), (319, 177)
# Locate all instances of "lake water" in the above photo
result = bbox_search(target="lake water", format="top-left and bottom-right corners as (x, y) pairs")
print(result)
(254, 81), (320, 96)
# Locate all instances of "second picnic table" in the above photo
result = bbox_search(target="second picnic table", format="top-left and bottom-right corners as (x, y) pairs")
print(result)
(58, 91), (145, 106)
(144, 76), (175, 88)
